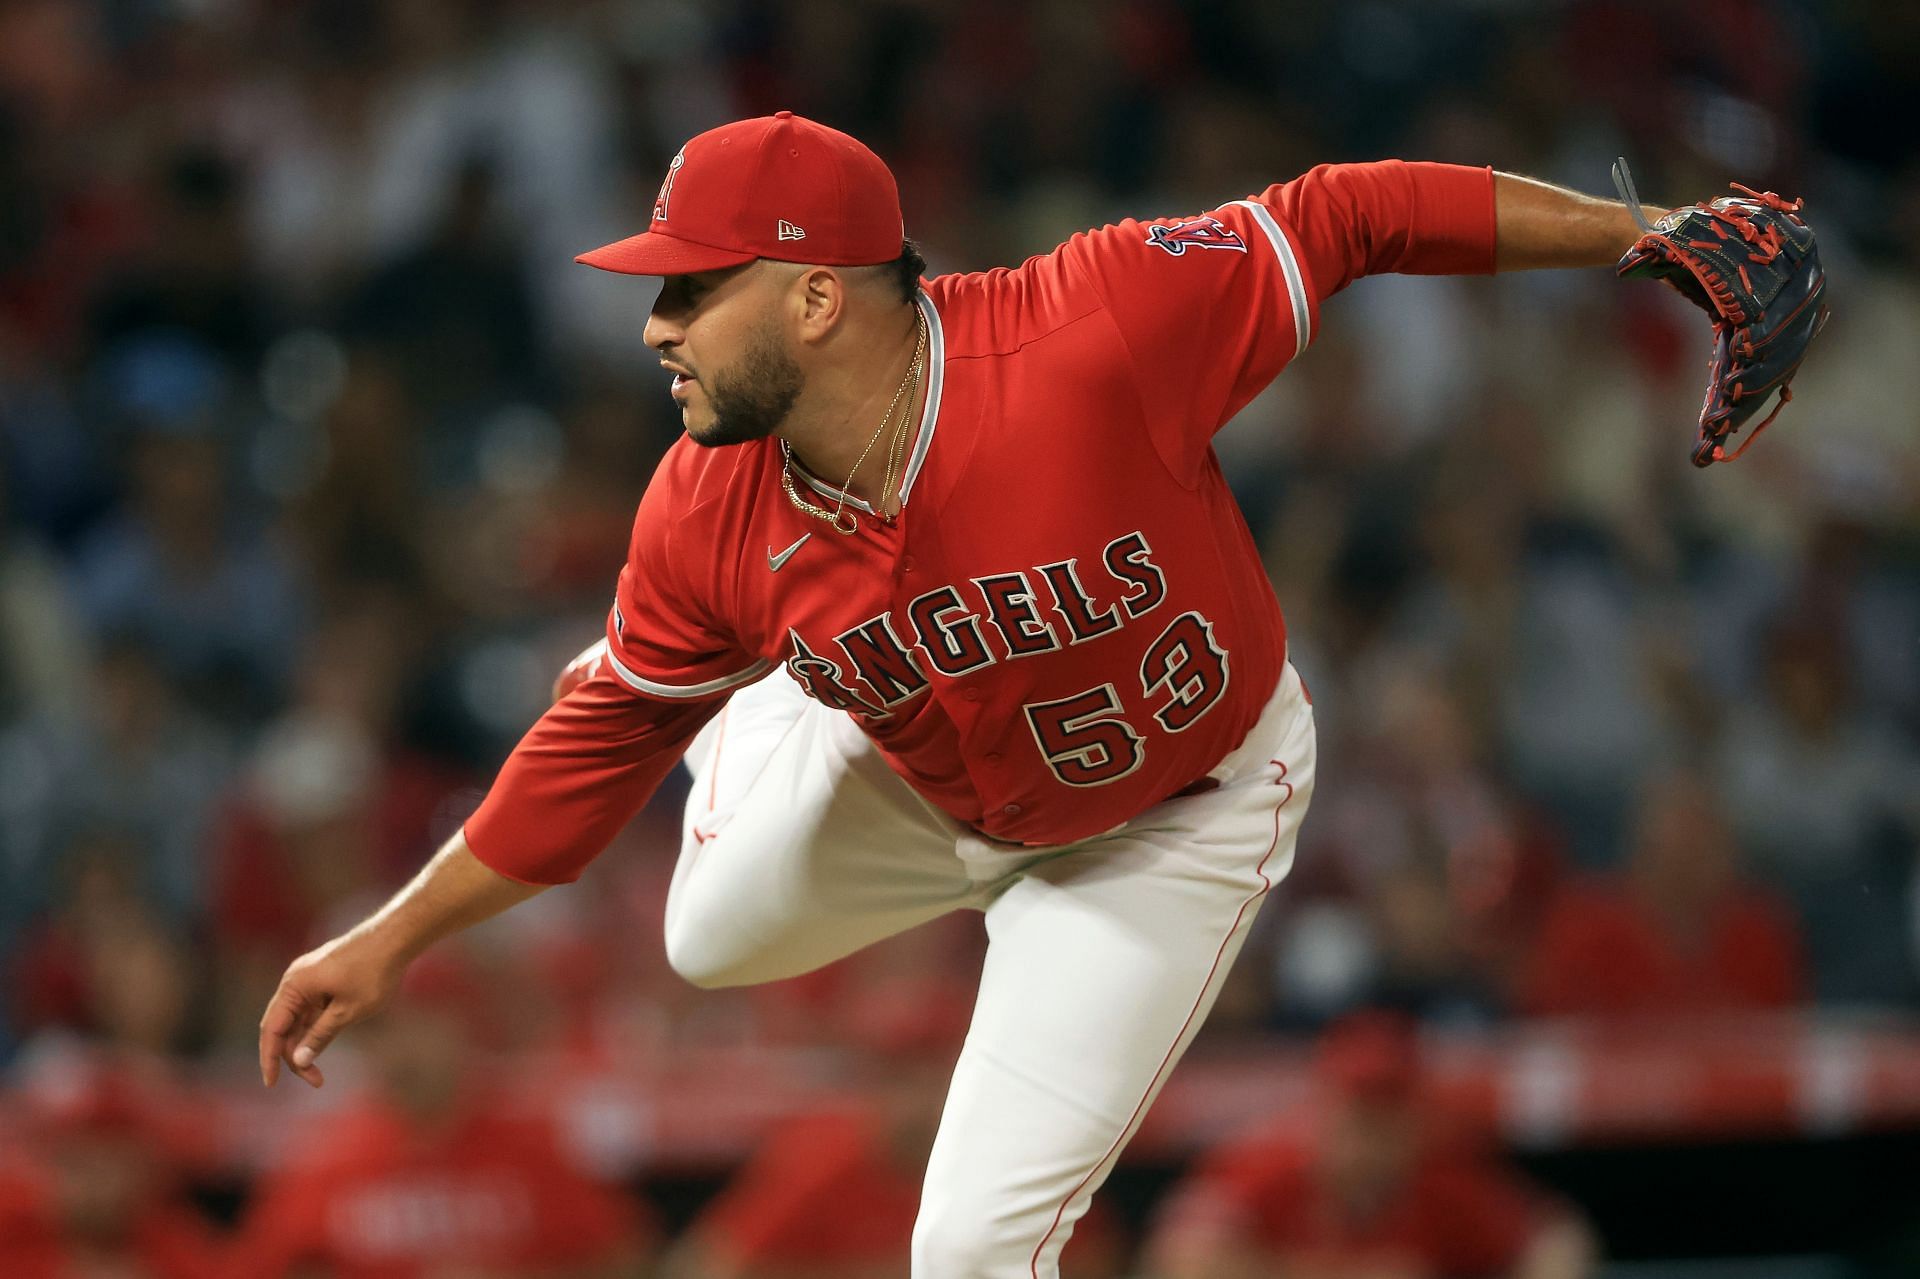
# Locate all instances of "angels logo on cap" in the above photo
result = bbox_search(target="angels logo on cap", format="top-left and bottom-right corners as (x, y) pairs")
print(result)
(652, 151), (685, 223)
(576, 111), (905, 277)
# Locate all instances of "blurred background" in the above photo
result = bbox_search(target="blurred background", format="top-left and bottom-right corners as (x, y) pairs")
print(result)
(1, 0), (1917, 1276)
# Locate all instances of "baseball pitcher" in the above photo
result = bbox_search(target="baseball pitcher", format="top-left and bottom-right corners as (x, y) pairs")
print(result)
(260, 113), (1824, 1278)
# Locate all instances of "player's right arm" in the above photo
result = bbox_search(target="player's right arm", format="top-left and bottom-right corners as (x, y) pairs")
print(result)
(260, 656), (734, 1087)
(257, 668), (725, 1089)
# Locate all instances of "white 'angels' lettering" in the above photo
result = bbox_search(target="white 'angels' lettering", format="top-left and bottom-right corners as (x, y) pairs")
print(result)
(784, 530), (1174, 718)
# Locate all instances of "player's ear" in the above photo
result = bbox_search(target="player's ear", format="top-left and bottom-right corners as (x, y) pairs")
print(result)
(790, 265), (847, 341)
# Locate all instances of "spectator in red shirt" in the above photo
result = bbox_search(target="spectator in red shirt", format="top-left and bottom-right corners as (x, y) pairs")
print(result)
(0, 1076), (225, 1279)
(667, 978), (1122, 1279)
(1518, 778), (1806, 1020)
(1145, 1011), (1596, 1279)
(228, 954), (655, 1279)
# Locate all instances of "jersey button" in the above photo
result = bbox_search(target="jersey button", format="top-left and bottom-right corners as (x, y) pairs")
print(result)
(1002, 803), (1022, 817)
(984, 752), (1003, 765)
(902, 556), (916, 573)
(963, 688), (981, 703)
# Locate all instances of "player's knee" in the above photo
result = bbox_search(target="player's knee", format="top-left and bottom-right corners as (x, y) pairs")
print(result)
(661, 918), (752, 991)
(912, 1197), (1053, 1278)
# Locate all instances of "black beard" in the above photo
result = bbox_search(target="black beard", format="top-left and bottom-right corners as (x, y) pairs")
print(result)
(687, 321), (804, 446)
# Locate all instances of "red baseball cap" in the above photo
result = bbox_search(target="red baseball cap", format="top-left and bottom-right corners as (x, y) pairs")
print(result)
(577, 111), (905, 276)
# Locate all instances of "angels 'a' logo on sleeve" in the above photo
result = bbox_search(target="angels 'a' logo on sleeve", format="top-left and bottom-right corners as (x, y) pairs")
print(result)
(1145, 216), (1248, 258)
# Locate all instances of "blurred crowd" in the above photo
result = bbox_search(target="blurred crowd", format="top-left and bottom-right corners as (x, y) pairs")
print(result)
(2, 0), (1918, 1274)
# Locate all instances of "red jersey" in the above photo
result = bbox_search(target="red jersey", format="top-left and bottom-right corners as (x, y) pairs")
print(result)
(468, 161), (1495, 882)
(228, 1097), (646, 1279)
(1154, 1120), (1548, 1278)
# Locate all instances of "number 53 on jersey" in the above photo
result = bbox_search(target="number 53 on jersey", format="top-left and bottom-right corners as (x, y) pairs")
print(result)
(779, 529), (1232, 790)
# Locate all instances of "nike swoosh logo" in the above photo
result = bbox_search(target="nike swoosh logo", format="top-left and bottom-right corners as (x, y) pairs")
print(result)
(767, 533), (811, 572)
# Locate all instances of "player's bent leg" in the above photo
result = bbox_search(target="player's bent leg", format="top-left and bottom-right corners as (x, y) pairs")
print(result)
(664, 668), (978, 989)
(911, 666), (1316, 1279)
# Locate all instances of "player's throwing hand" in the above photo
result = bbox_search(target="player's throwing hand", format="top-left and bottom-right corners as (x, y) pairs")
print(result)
(258, 930), (407, 1089)
(258, 834), (548, 1090)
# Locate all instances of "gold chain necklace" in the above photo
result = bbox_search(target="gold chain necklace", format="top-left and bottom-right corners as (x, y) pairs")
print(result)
(781, 309), (926, 535)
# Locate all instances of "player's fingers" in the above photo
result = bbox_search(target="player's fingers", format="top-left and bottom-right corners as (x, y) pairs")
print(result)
(258, 983), (315, 1089)
(288, 1000), (358, 1089)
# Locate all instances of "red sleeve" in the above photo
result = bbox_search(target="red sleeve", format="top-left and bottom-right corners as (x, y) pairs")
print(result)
(462, 671), (722, 884)
(1270, 160), (1497, 298)
(465, 449), (758, 886)
(1063, 160), (1495, 475)
(603, 443), (770, 700)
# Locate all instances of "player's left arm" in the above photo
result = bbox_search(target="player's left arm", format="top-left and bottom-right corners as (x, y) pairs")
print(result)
(1072, 161), (1668, 459)
(1267, 161), (1667, 293)
(1492, 171), (1669, 272)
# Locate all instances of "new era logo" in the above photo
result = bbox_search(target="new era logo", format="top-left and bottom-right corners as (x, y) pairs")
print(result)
(777, 220), (806, 241)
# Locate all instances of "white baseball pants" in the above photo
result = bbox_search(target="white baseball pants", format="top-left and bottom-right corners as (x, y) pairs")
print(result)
(664, 662), (1316, 1279)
